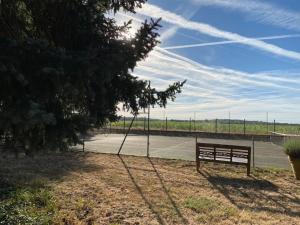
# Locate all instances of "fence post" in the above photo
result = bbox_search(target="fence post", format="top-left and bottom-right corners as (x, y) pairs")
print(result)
(147, 81), (150, 157)
(144, 116), (146, 132)
(252, 137), (255, 168)
(273, 120), (276, 133)
(244, 119), (246, 135)
(229, 113), (231, 134)
(135, 115), (137, 129)
(165, 117), (168, 131)
(194, 118), (196, 131)
(123, 116), (126, 135)
(189, 118), (192, 132)
(215, 119), (218, 133)
(266, 112), (269, 134)
(82, 139), (85, 152)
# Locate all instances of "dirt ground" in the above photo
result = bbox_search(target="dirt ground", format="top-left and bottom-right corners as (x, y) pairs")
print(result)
(0, 152), (300, 225)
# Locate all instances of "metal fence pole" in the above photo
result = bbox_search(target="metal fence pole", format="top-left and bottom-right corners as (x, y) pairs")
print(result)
(123, 116), (126, 135)
(165, 117), (168, 131)
(193, 112), (196, 131)
(266, 112), (269, 134)
(135, 115), (137, 129)
(273, 120), (276, 133)
(144, 116), (146, 132)
(215, 119), (218, 133)
(147, 113), (150, 157)
(147, 81), (150, 157)
(229, 112), (231, 134)
(189, 118), (192, 132)
(252, 137), (255, 168)
(244, 119), (246, 135)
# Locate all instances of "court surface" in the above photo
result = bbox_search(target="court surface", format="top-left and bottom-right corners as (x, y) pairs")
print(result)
(80, 133), (290, 169)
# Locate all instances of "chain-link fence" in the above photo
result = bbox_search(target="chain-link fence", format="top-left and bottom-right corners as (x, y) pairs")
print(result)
(111, 116), (300, 135)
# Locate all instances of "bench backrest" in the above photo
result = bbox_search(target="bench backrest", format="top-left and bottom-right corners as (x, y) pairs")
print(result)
(196, 142), (251, 165)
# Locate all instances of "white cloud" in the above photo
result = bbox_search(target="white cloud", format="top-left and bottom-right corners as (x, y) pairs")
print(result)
(153, 47), (300, 90)
(137, 4), (300, 62)
(191, 0), (300, 32)
(127, 47), (300, 122)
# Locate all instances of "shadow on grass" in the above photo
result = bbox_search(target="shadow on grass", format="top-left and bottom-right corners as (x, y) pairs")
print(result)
(0, 151), (106, 224)
(118, 155), (165, 225)
(0, 177), (17, 201)
(118, 155), (189, 225)
(0, 152), (103, 189)
(199, 169), (300, 218)
(148, 158), (189, 224)
(207, 175), (278, 191)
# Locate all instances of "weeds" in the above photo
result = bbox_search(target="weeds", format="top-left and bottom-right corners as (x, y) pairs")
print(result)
(184, 197), (237, 224)
(0, 179), (56, 225)
(284, 140), (300, 158)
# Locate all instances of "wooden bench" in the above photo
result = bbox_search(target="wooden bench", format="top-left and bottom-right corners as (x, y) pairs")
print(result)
(196, 142), (251, 175)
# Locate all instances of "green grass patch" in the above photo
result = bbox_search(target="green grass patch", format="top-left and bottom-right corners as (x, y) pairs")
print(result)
(0, 179), (57, 225)
(185, 197), (219, 213)
(284, 140), (300, 159)
(184, 197), (237, 224)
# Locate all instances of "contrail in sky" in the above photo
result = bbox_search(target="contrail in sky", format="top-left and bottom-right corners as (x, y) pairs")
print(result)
(163, 34), (300, 50)
(137, 4), (300, 61)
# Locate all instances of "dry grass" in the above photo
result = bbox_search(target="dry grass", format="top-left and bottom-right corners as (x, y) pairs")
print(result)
(0, 152), (300, 225)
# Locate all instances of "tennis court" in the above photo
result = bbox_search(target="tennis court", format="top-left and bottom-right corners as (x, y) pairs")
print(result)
(78, 133), (290, 169)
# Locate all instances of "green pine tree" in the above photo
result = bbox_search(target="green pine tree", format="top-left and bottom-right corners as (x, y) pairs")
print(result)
(0, 0), (185, 154)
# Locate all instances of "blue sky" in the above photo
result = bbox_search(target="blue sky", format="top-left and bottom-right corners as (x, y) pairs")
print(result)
(116, 0), (300, 123)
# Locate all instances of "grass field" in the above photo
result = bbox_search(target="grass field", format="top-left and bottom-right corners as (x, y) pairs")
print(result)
(1, 152), (299, 224)
(111, 118), (300, 135)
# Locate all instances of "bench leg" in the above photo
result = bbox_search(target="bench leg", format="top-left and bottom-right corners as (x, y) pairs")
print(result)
(247, 164), (250, 176)
(196, 146), (200, 172)
(196, 159), (200, 172)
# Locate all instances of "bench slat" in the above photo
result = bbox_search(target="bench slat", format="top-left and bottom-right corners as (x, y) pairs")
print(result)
(197, 143), (251, 150)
